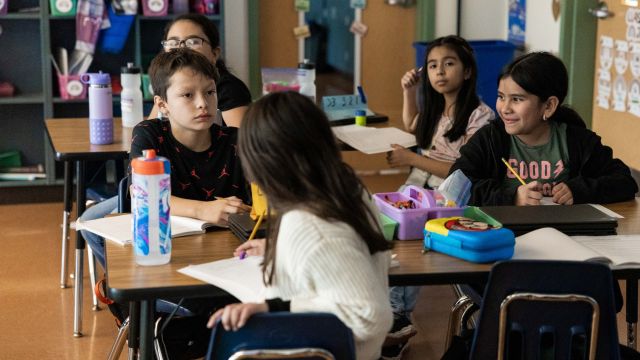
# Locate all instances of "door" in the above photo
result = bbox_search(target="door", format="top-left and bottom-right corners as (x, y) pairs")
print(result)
(592, 0), (640, 169)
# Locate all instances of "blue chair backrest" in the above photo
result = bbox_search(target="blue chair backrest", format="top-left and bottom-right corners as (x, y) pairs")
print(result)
(206, 312), (356, 360)
(470, 260), (620, 360)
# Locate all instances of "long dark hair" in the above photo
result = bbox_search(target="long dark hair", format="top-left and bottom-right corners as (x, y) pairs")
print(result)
(498, 51), (585, 128)
(416, 35), (480, 148)
(163, 13), (228, 72)
(238, 92), (392, 285)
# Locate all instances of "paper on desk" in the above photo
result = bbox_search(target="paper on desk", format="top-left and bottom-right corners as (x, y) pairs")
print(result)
(179, 256), (266, 303)
(332, 125), (416, 154)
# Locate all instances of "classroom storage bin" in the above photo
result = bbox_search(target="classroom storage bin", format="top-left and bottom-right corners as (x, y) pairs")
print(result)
(413, 40), (516, 112)
(423, 207), (515, 263)
(373, 185), (463, 240)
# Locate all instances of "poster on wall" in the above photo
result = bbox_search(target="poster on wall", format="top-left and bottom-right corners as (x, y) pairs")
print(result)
(508, 0), (526, 47)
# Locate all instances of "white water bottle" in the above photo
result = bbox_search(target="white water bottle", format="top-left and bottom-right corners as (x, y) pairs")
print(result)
(120, 63), (144, 128)
(297, 59), (316, 103)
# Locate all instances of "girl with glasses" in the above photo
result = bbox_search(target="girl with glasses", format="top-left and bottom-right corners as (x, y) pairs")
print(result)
(149, 13), (252, 128)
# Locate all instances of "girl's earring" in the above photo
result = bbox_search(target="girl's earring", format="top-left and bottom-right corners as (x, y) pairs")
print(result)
(543, 114), (548, 121)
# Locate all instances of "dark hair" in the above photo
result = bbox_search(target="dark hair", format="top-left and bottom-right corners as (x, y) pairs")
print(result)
(148, 48), (220, 100)
(238, 92), (392, 285)
(416, 35), (481, 148)
(163, 13), (227, 72)
(498, 51), (585, 127)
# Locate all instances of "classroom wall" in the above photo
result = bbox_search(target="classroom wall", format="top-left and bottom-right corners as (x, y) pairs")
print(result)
(524, 0), (560, 53)
(224, 0), (250, 84)
(434, 0), (560, 53)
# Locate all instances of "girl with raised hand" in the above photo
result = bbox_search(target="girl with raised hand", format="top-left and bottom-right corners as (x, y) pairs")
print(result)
(388, 35), (494, 189)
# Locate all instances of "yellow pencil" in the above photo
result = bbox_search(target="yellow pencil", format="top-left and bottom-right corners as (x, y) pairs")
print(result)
(248, 211), (265, 241)
(501, 158), (526, 186)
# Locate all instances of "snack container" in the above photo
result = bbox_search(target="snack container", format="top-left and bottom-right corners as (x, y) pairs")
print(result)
(373, 185), (463, 240)
(423, 207), (515, 263)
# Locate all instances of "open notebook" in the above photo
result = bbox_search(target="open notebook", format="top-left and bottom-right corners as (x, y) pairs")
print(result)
(512, 227), (640, 269)
(76, 213), (217, 246)
(179, 256), (266, 303)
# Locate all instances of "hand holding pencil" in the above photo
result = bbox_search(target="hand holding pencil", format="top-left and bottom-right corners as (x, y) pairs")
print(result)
(502, 158), (543, 206)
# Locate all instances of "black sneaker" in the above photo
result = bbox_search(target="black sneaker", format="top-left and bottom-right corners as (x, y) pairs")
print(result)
(385, 313), (417, 345)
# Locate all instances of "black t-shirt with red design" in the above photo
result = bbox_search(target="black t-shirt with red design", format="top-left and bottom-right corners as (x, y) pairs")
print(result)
(130, 118), (249, 203)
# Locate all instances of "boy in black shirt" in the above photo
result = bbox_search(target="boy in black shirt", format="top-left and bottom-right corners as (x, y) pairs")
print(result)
(81, 48), (250, 268)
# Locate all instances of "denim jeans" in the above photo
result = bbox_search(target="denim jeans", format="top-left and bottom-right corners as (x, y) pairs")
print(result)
(79, 195), (118, 268)
(389, 286), (421, 315)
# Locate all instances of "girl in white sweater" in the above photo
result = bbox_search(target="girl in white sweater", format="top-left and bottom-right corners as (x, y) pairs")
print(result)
(207, 91), (393, 360)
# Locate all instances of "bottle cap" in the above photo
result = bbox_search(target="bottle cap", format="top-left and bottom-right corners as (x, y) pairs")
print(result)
(298, 59), (315, 70)
(121, 62), (141, 74)
(355, 109), (366, 116)
(131, 149), (170, 175)
(80, 71), (111, 85)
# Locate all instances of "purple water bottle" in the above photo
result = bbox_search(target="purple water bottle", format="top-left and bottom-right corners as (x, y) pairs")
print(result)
(81, 72), (114, 145)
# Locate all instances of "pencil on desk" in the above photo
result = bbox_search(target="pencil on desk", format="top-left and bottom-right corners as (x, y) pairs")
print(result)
(501, 157), (526, 186)
(248, 211), (265, 241)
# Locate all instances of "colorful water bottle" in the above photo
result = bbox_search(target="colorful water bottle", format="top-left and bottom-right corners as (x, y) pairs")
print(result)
(131, 149), (172, 266)
(81, 72), (113, 145)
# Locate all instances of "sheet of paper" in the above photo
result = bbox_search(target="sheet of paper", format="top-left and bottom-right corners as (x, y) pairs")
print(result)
(589, 203), (624, 218)
(572, 234), (640, 267)
(179, 256), (266, 303)
(332, 125), (416, 154)
(512, 227), (603, 262)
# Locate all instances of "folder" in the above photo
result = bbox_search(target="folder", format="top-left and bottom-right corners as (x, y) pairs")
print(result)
(478, 204), (618, 236)
(228, 213), (267, 242)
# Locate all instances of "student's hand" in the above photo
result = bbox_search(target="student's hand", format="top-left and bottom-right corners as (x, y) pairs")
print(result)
(207, 302), (269, 331)
(197, 196), (252, 226)
(551, 182), (574, 205)
(387, 144), (418, 167)
(401, 68), (420, 91)
(234, 239), (266, 257)
(515, 181), (543, 206)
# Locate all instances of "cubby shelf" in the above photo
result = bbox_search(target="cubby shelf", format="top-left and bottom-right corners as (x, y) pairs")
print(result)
(0, 0), (224, 186)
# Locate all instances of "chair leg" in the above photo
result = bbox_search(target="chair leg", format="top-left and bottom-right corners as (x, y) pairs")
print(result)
(87, 246), (101, 311)
(444, 295), (475, 352)
(60, 210), (71, 289)
(154, 317), (167, 360)
(107, 318), (129, 360)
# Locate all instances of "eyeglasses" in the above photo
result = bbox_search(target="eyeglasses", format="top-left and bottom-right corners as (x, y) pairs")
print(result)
(161, 36), (209, 50)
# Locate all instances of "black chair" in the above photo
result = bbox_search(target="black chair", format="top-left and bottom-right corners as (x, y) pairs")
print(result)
(470, 260), (621, 360)
(206, 312), (356, 359)
(117, 175), (130, 213)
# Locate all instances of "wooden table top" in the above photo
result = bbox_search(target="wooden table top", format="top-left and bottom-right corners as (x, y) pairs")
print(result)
(106, 198), (640, 302)
(45, 118), (133, 161)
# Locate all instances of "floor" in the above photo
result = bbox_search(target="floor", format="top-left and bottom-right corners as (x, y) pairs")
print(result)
(0, 174), (455, 359)
(0, 174), (633, 359)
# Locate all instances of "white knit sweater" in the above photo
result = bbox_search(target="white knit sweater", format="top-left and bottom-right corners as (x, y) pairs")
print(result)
(265, 209), (393, 360)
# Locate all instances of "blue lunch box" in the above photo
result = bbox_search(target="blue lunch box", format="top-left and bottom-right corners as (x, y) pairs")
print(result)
(423, 207), (515, 263)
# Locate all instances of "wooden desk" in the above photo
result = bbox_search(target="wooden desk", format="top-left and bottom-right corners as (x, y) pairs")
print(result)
(45, 118), (132, 337)
(106, 199), (640, 358)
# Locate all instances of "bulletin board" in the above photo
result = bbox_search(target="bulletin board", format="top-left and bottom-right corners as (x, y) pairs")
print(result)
(592, 2), (640, 170)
